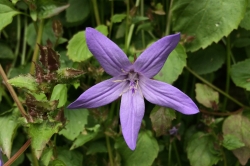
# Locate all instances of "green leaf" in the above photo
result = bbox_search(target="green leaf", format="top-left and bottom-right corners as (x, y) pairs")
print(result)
(49, 159), (66, 166)
(86, 141), (107, 155)
(131, 16), (149, 24)
(155, 44), (186, 84)
(195, 83), (219, 108)
(28, 121), (62, 159)
(223, 114), (250, 165)
(231, 58), (250, 91)
(40, 147), (53, 166)
(66, 0), (89, 23)
(67, 25), (108, 62)
(8, 74), (38, 92)
(50, 84), (67, 108)
(187, 132), (221, 166)
(223, 134), (245, 150)
(56, 147), (83, 166)
(0, 108), (21, 158)
(172, 0), (247, 51)
(59, 108), (89, 141)
(115, 131), (159, 166)
(240, 0), (250, 30)
(0, 0), (21, 31)
(70, 124), (101, 150)
(150, 106), (176, 137)
(111, 14), (127, 23)
(95, 25), (109, 36)
(0, 43), (14, 59)
(187, 44), (226, 74)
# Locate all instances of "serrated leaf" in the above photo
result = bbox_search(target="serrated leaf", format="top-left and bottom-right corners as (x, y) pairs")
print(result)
(0, 0), (21, 31)
(187, 44), (226, 74)
(0, 108), (21, 158)
(66, 0), (89, 23)
(70, 124), (101, 150)
(29, 121), (62, 159)
(172, 0), (247, 51)
(231, 58), (250, 91)
(150, 106), (176, 137)
(8, 74), (38, 92)
(50, 84), (67, 108)
(187, 132), (220, 166)
(223, 114), (250, 165)
(59, 108), (89, 141)
(155, 44), (186, 84)
(195, 83), (219, 108)
(115, 131), (159, 166)
(67, 25), (108, 62)
(111, 14), (126, 23)
(222, 134), (245, 150)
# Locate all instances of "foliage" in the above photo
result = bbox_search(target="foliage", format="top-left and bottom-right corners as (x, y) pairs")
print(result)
(0, 0), (250, 165)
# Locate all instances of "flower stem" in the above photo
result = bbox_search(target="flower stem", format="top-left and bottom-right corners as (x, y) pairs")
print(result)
(3, 139), (31, 166)
(13, 15), (21, 67)
(140, 0), (145, 48)
(185, 66), (249, 109)
(168, 141), (172, 166)
(30, 19), (44, 74)
(223, 36), (231, 111)
(109, 0), (114, 38)
(21, 15), (28, 65)
(125, 0), (130, 53)
(165, 0), (173, 35)
(173, 140), (182, 166)
(0, 65), (28, 120)
(92, 0), (101, 25)
(105, 135), (114, 166)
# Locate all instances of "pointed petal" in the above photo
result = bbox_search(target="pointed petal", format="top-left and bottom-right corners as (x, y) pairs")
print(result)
(120, 90), (145, 150)
(68, 76), (127, 109)
(86, 27), (132, 76)
(133, 33), (180, 78)
(140, 76), (199, 115)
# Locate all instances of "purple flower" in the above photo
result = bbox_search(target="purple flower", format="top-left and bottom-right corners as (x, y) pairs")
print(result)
(169, 126), (178, 135)
(0, 148), (3, 166)
(68, 27), (199, 150)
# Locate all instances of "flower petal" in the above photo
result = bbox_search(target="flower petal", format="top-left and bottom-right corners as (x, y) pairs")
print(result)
(133, 33), (180, 78)
(120, 89), (145, 150)
(140, 76), (199, 115)
(86, 27), (132, 76)
(68, 76), (127, 109)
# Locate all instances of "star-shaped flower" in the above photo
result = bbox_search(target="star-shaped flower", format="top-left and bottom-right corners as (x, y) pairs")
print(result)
(68, 27), (199, 150)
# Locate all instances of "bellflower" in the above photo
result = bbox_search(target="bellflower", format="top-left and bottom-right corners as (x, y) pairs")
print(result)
(68, 27), (199, 150)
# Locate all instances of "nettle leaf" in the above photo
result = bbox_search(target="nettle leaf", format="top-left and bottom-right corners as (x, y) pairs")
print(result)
(150, 106), (176, 137)
(8, 74), (38, 92)
(57, 147), (83, 166)
(28, 121), (62, 159)
(187, 132), (221, 166)
(66, 0), (90, 23)
(187, 44), (226, 75)
(195, 83), (219, 108)
(240, 0), (250, 30)
(70, 124), (101, 150)
(59, 108), (89, 141)
(0, 0), (21, 31)
(50, 84), (67, 108)
(223, 113), (250, 165)
(40, 147), (53, 166)
(222, 134), (245, 150)
(172, 0), (247, 51)
(231, 58), (250, 91)
(0, 108), (22, 158)
(67, 25), (108, 62)
(155, 44), (186, 84)
(0, 43), (14, 59)
(111, 14), (127, 23)
(115, 131), (159, 166)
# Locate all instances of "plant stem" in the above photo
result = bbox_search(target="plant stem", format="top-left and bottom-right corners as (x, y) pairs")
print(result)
(21, 15), (28, 65)
(105, 135), (114, 166)
(0, 65), (28, 120)
(30, 19), (44, 74)
(3, 139), (31, 166)
(140, 0), (145, 48)
(185, 66), (249, 109)
(31, 146), (39, 166)
(13, 15), (21, 66)
(168, 142), (172, 166)
(223, 36), (231, 111)
(125, 0), (130, 53)
(92, 0), (101, 25)
(165, 0), (173, 35)
(173, 140), (182, 166)
(109, 0), (114, 38)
